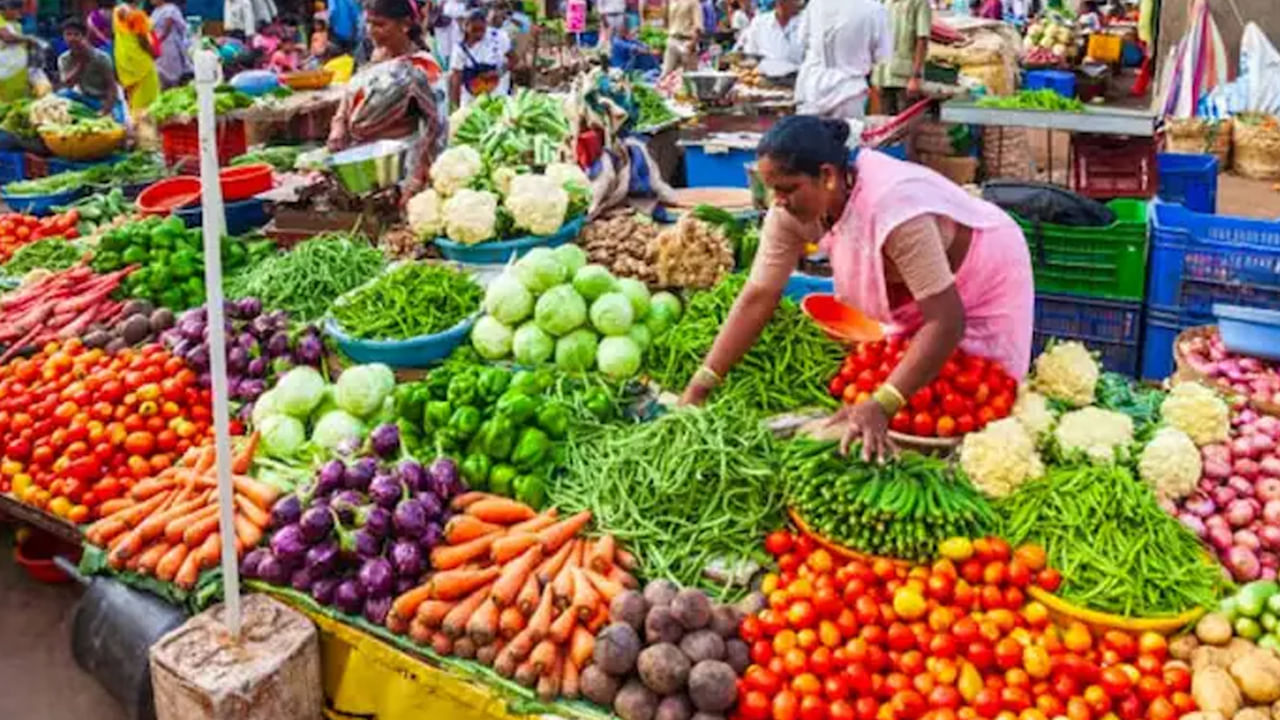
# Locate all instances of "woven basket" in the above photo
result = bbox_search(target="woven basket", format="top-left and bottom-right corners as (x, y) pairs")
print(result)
(1232, 115), (1280, 180)
(1164, 116), (1232, 167)
(982, 127), (1033, 180)
(919, 152), (978, 185)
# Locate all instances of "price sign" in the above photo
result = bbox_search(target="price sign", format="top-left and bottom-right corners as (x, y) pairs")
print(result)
(566, 0), (587, 33)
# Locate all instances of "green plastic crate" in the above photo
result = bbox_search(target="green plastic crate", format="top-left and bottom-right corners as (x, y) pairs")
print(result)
(1015, 199), (1149, 301)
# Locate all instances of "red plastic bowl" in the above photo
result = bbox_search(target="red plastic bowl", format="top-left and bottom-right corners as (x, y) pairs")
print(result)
(14, 531), (81, 584)
(136, 176), (201, 215)
(801, 293), (884, 344)
(220, 163), (273, 201)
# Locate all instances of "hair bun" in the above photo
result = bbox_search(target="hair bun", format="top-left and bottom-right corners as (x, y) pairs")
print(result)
(822, 119), (852, 146)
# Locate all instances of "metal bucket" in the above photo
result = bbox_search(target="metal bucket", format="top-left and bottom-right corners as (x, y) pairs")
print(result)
(329, 139), (409, 195)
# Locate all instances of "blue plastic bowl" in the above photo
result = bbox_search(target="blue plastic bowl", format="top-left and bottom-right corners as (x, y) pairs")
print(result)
(175, 197), (269, 235)
(324, 315), (478, 368)
(1214, 304), (1280, 362)
(784, 272), (834, 302)
(434, 216), (586, 265)
(2, 187), (83, 215)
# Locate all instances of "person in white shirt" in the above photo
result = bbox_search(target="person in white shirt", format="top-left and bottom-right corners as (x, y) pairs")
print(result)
(795, 0), (893, 119)
(449, 7), (513, 107)
(729, 0), (751, 37)
(433, 0), (468, 67)
(600, 0), (628, 43)
(737, 0), (803, 77)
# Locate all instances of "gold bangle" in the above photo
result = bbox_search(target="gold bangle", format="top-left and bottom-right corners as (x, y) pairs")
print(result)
(872, 383), (905, 415)
(693, 365), (722, 388)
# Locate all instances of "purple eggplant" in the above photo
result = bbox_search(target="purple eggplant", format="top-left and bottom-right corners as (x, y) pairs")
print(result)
(178, 316), (205, 342)
(311, 577), (339, 605)
(171, 337), (193, 358)
(196, 370), (212, 387)
(334, 579), (365, 614)
(237, 335), (260, 358)
(266, 331), (291, 358)
(250, 315), (275, 339)
(187, 346), (210, 372)
(290, 567), (314, 592)
(316, 459), (346, 497)
(368, 473), (403, 509)
(270, 495), (302, 529)
(241, 548), (268, 579)
(395, 576), (418, 596)
(267, 309), (289, 328)
(357, 557), (395, 598)
(295, 333), (324, 366)
(304, 539), (340, 576)
(227, 345), (249, 374)
(353, 528), (382, 558)
(270, 524), (309, 564)
(237, 297), (263, 318)
(247, 356), (269, 378)
(344, 457), (377, 491)
(390, 539), (424, 578)
(239, 379), (266, 399)
(417, 493), (443, 522)
(421, 521), (443, 549)
(393, 498), (427, 539)
(399, 460), (427, 493)
(427, 457), (461, 498)
(369, 424), (401, 459)
(299, 506), (335, 543)
(363, 506), (393, 538)
(256, 551), (288, 585)
(363, 595), (393, 625)
(331, 490), (364, 524)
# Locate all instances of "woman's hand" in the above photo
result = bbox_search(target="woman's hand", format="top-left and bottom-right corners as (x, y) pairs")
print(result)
(679, 381), (713, 407)
(826, 399), (894, 462)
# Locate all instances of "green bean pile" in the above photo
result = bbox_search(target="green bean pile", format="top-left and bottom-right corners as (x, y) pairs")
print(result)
(2, 238), (85, 276)
(549, 400), (784, 598)
(332, 262), (482, 340)
(996, 463), (1226, 617)
(648, 274), (846, 413)
(224, 234), (386, 322)
(784, 440), (995, 563)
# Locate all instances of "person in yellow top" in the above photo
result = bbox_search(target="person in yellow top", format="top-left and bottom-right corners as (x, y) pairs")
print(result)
(663, 0), (704, 76)
(0, 1), (41, 102)
(112, 2), (160, 114)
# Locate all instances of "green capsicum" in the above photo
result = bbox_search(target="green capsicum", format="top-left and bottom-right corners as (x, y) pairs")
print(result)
(423, 400), (452, 432)
(394, 383), (429, 423)
(495, 390), (539, 426)
(447, 372), (478, 406)
(425, 368), (453, 400)
(483, 415), (515, 460)
(489, 463), (518, 497)
(514, 473), (546, 509)
(449, 405), (483, 440)
(478, 367), (511, 403)
(511, 427), (551, 470)
(584, 388), (615, 421)
(536, 402), (570, 440)
(461, 453), (492, 490)
(434, 427), (461, 452)
(509, 370), (540, 395)
(397, 417), (424, 457)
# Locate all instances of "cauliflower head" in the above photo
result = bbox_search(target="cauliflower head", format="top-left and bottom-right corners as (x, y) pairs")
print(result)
(1053, 407), (1134, 464)
(447, 105), (473, 141)
(545, 162), (589, 191)
(443, 189), (499, 245)
(491, 166), (520, 196)
(406, 189), (444, 239)
(431, 145), (484, 196)
(505, 174), (569, 236)
(1032, 341), (1099, 407)
(1160, 381), (1230, 447)
(1012, 385), (1055, 439)
(960, 418), (1044, 498)
(1138, 427), (1202, 502)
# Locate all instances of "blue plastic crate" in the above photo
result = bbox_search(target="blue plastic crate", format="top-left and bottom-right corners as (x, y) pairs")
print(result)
(0, 150), (23, 185)
(1215, 304), (1280, 361)
(1147, 200), (1280, 317)
(1032, 292), (1143, 376)
(784, 272), (834, 301)
(1025, 69), (1076, 98)
(1157, 153), (1218, 213)
(47, 153), (124, 176)
(684, 144), (754, 188)
(2, 187), (82, 215)
(1140, 305), (1213, 380)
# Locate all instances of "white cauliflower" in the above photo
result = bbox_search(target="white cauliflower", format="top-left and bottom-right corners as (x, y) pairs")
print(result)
(960, 418), (1044, 498)
(1053, 407), (1134, 464)
(1032, 341), (1099, 407)
(442, 189), (499, 245)
(29, 95), (72, 127)
(491, 166), (520, 196)
(545, 162), (589, 191)
(1138, 427), (1202, 502)
(406, 189), (444, 239)
(1160, 381), (1230, 446)
(504, 174), (569, 236)
(448, 105), (473, 141)
(1012, 385), (1055, 439)
(431, 145), (484, 196)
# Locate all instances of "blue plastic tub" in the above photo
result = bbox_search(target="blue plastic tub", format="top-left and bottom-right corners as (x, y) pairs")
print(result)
(611, 38), (659, 71)
(175, 197), (269, 235)
(784, 272), (834, 302)
(1215, 304), (1280, 361)
(1032, 292), (1143, 376)
(2, 187), (83, 215)
(1147, 200), (1280, 317)
(1157, 153), (1218, 214)
(434, 216), (585, 265)
(0, 150), (23, 185)
(685, 145), (755, 188)
(1025, 69), (1076, 99)
(325, 315), (477, 368)
(1138, 305), (1211, 380)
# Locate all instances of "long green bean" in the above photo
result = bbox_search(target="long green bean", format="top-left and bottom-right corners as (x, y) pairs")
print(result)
(224, 233), (386, 321)
(332, 262), (481, 340)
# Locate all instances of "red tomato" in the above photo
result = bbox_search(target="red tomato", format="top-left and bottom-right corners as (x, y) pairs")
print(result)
(800, 694), (829, 720)
(789, 601), (817, 629)
(935, 416), (957, 438)
(854, 697), (879, 720)
(829, 700), (855, 720)
(742, 691), (772, 720)
(1162, 666), (1191, 694)
(766, 531), (794, 557)
(829, 376), (849, 398)
(911, 412), (935, 437)
(890, 410), (912, 433)
(1036, 568), (1062, 592)
(824, 675), (850, 702)
(774, 690), (801, 720)
(973, 689), (1001, 718)
(909, 387), (934, 412)
(966, 641), (994, 671)
(1135, 676), (1166, 703)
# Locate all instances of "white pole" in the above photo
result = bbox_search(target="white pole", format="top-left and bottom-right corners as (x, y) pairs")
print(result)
(193, 49), (241, 637)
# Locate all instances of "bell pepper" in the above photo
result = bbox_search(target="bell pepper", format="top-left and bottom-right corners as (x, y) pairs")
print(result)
(511, 427), (551, 470)
(426, 368), (454, 400)
(514, 473), (546, 509)
(533, 368), (556, 392)
(394, 383), (429, 423)
(397, 417), (424, 457)
(423, 400), (452, 432)
(449, 405), (483, 440)
(461, 453), (492, 490)
(434, 427), (461, 453)
(496, 390), (539, 426)
(483, 415), (516, 460)
(489, 463), (518, 497)
(536, 402), (570, 440)
(509, 370), (541, 396)
(446, 372), (477, 406)
(584, 388), (615, 421)
(478, 367), (511, 403)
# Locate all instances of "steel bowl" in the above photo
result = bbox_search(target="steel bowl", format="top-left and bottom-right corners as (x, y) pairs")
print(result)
(683, 71), (739, 102)
(328, 139), (409, 195)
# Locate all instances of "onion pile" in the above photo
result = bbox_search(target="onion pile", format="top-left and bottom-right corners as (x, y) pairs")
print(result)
(1180, 330), (1280, 408)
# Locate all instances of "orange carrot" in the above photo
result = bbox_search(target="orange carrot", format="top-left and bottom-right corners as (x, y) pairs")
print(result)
(548, 607), (577, 645)
(551, 540), (582, 607)
(514, 657), (538, 688)
(499, 605), (526, 639)
(233, 494), (270, 529)
(529, 639), (559, 675)
(516, 574), (541, 616)
(492, 545), (543, 608)
(526, 583), (555, 642)
(409, 618), (433, 646)
(109, 529), (145, 564)
(466, 597), (501, 645)
(165, 504), (217, 544)
(498, 624), (538, 669)
(449, 491), (490, 511)
(606, 564), (639, 590)
(416, 600), (455, 629)
(453, 637), (477, 659)
(586, 602), (608, 633)
(155, 544), (189, 582)
(476, 641), (503, 667)
(535, 537), (574, 585)
(431, 632), (453, 656)
(442, 582), (495, 638)
(569, 626), (595, 668)
(583, 568), (624, 604)
(428, 566), (501, 601)
(537, 510), (593, 553)
(232, 475), (279, 511)
(85, 516), (129, 547)
(443, 515), (503, 545)
(387, 613), (409, 636)
(392, 584), (436, 622)
(490, 532), (539, 564)
(561, 659), (580, 699)
(615, 547), (639, 572)
(97, 498), (134, 518)
(231, 431), (260, 474)
(466, 497), (536, 525)
(197, 531), (221, 569)
(174, 545), (202, 589)
(135, 542), (170, 575)
(135, 495), (210, 544)
(430, 533), (500, 571)
(587, 534), (616, 573)
(182, 509), (222, 548)
(129, 477), (176, 501)
(508, 509), (559, 535)
(570, 567), (600, 620)
(234, 512), (262, 550)
(188, 445), (216, 473)
(537, 655), (562, 701)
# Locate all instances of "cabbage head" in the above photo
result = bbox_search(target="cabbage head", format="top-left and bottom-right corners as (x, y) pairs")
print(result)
(259, 414), (307, 457)
(627, 323), (652, 352)
(535, 284), (588, 337)
(251, 389), (281, 428)
(512, 322), (554, 365)
(597, 336), (642, 379)
(275, 366), (327, 418)
(312, 410), (366, 451)
(484, 273), (533, 325)
(572, 264), (618, 301)
(553, 244), (588, 276)
(650, 291), (682, 321)
(589, 292), (634, 336)
(617, 278), (651, 320)
(513, 247), (566, 294)
(472, 316), (514, 359)
(334, 364), (395, 418)
(555, 329), (598, 371)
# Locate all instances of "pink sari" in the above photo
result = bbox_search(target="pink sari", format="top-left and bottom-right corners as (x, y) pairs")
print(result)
(820, 150), (1035, 378)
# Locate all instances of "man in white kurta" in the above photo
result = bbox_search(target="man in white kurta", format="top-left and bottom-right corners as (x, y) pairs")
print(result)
(794, 0), (893, 119)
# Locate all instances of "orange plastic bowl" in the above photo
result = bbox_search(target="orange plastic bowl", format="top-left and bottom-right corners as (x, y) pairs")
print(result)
(801, 294), (883, 344)
(220, 163), (273, 201)
(136, 176), (201, 215)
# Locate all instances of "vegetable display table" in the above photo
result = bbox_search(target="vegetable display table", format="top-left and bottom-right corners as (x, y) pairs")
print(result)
(0, 492), (82, 546)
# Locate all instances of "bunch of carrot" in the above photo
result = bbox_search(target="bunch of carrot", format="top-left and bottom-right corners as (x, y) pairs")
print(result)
(82, 433), (279, 590)
(387, 493), (639, 702)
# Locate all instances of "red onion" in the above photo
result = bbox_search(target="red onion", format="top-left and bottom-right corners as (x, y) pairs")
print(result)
(1261, 457), (1280, 479)
(1265, 500), (1280, 525)
(1263, 567), (1276, 581)
(1203, 443), (1232, 463)
(1212, 485), (1240, 508)
(1251, 433), (1276, 455)
(1207, 514), (1230, 532)
(1261, 481), (1280, 505)
(1228, 546), (1262, 581)
(1178, 513), (1207, 538)
(1235, 529), (1262, 551)
(1260, 525), (1280, 550)
(1182, 492), (1217, 518)
(1263, 551), (1280, 569)
(1227, 498), (1259, 527)
(1257, 416), (1280, 438)
(1229, 475), (1256, 497)
(1233, 437), (1258, 460)
(1234, 458), (1261, 480)
(1208, 524), (1235, 552)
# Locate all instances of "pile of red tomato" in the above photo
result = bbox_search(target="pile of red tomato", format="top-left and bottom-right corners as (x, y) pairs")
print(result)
(731, 533), (1193, 720)
(0, 210), (81, 262)
(828, 338), (1017, 438)
(0, 339), (215, 523)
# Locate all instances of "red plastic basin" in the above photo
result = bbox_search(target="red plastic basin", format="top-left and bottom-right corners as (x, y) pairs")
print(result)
(220, 163), (273, 201)
(136, 176), (201, 215)
(801, 294), (884, 344)
(14, 531), (81, 584)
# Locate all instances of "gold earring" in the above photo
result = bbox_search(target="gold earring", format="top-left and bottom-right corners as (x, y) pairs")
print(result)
(827, 181), (836, 190)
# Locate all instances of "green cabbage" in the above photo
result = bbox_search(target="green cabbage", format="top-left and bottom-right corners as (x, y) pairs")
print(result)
(312, 410), (366, 451)
(513, 247), (566, 294)
(512, 322), (554, 365)
(471, 315), (514, 359)
(259, 414), (307, 457)
(651, 291), (682, 321)
(483, 273), (533, 325)
(617, 278), (651, 320)
(553, 244), (588, 276)
(534, 284), (588, 337)
(589, 292), (634, 336)
(251, 389), (281, 428)
(645, 302), (679, 336)
(572, 264), (618, 301)
(627, 323), (652, 352)
(275, 366), (327, 418)
(334, 364), (395, 418)
(597, 336), (642, 379)
(555, 328), (598, 371)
